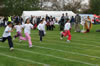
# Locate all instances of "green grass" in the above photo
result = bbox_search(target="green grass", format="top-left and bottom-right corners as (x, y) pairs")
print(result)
(0, 25), (100, 66)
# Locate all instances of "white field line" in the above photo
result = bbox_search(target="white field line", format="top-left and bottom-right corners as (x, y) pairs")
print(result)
(31, 36), (100, 51)
(31, 34), (100, 43)
(31, 39), (100, 51)
(32, 41), (89, 50)
(32, 41), (100, 54)
(0, 50), (48, 66)
(15, 43), (100, 60)
(0, 46), (98, 66)
(14, 34), (100, 50)
(32, 38), (100, 48)
(32, 41), (100, 55)
(33, 42), (86, 50)
(30, 34), (100, 46)
(45, 37), (100, 44)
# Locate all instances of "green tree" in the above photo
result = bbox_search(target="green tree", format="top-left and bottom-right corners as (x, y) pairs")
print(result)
(89, 0), (100, 14)
(64, 0), (83, 13)
(2, 0), (40, 16)
(0, 0), (4, 15)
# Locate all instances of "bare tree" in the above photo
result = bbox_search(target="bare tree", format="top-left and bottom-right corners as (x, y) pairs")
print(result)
(64, 0), (84, 12)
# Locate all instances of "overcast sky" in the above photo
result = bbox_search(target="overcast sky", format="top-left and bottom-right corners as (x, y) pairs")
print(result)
(82, 0), (89, 4)
(64, 0), (89, 4)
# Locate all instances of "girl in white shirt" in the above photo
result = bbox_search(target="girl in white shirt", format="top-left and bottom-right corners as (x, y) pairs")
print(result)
(37, 20), (45, 42)
(20, 18), (33, 48)
(13, 22), (23, 41)
(60, 19), (71, 43)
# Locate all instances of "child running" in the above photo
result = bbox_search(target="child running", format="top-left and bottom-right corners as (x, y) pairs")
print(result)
(37, 20), (45, 42)
(60, 19), (71, 43)
(20, 18), (33, 48)
(0, 22), (14, 51)
(13, 22), (23, 42)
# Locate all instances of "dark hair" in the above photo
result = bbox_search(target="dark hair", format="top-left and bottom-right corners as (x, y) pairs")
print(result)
(40, 20), (43, 23)
(16, 22), (21, 25)
(42, 18), (44, 20)
(7, 22), (12, 25)
(25, 18), (30, 24)
(66, 19), (70, 22)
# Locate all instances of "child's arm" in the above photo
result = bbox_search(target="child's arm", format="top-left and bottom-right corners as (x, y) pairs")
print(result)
(12, 27), (15, 31)
(6, 30), (13, 33)
(31, 24), (34, 29)
(5, 27), (13, 33)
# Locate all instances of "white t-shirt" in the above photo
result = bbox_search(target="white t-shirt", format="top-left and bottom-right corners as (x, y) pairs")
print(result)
(3, 26), (12, 37)
(43, 20), (46, 31)
(64, 23), (71, 30)
(23, 23), (33, 34)
(37, 23), (45, 31)
(14, 25), (23, 32)
(50, 21), (54, 25)
(43, 20), (47, 25)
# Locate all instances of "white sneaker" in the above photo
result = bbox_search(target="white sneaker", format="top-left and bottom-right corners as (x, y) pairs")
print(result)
(60, 31), (63, 40)
(60, 31), (63, 35)
(0, 38), (2, 41)
(10, 47), (14, 51)
(66, 36), (68, 38)
(60, 37), (63, 40)
(29, 45), (32, 48)
(67, 40), (70, 43)
(13, 37), (15, 40)
(19, 40), (22, 42)
(74, 31), (77, 32)
(40, 41), (42, 43)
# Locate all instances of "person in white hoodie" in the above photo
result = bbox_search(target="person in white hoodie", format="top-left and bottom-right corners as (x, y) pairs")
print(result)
(37, 20), (45, 42)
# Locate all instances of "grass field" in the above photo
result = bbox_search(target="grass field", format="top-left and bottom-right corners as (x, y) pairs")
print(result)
(0, 25), (100, 66)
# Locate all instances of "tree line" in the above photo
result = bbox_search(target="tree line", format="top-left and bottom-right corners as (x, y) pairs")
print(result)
(0, 0), (40, 16)
(0, 0), (100, 16)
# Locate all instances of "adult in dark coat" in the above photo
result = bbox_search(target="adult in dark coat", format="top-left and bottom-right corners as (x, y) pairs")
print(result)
(59, 14), (65, 31)
(75, 14), (81, 32)
(70, 16), (75, 27)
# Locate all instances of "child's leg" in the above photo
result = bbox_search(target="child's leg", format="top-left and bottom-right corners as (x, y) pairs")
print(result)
(14, 32), (20, 38)
(19, 32), (22, 39)
(62, 31), (67, 37)
(47, 25), (49, 30)
(39, 31), (43, 41)
(49, 25), (51, 30)
(25, 33), (32, 46)
(51, 25), (53, 30)
(0, 37), (7, 42)
(52, 25), (54, 30)
(20, 33), (27, 41)
(7, 36), (14, 48)
(67, 30), (71, 40)
(0, 37), (3, 42)
(60, 32), (63, 38)
(40, 36), (42, 41)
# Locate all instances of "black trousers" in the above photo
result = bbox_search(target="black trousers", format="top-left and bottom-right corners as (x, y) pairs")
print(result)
(51, 25), (54, 30)
(47, 25), (51, 30)
(0, 36), (13, 48)
(39, 30), (44, 41)
(60, 25), (64, 31)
